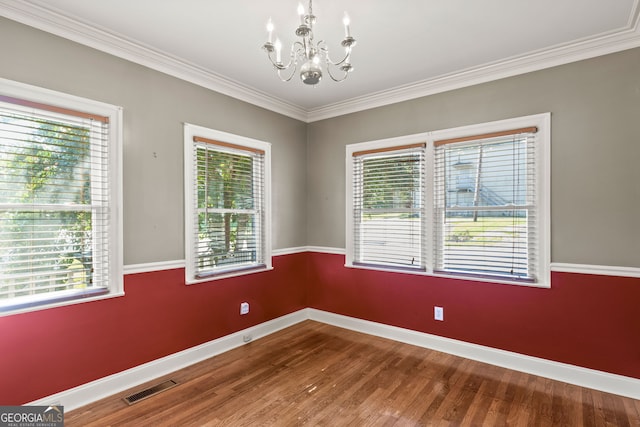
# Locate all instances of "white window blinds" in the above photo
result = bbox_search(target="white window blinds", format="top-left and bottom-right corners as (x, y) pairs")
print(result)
(190, 136), (266, 278)
(346, 115), (549, 286)
(434, 127), (538, 282)
(352, 143), (427, 270)
(0, 95), (112, 307)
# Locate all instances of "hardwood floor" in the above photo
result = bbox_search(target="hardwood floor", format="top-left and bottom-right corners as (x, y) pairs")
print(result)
(66, 320), (640, 426)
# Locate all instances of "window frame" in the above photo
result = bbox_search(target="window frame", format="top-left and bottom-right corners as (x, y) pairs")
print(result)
(350, 143), (428, 271)
(0, 78), (124, 316)
(346, 113), (550, 288)
(183, 123), (272, 284)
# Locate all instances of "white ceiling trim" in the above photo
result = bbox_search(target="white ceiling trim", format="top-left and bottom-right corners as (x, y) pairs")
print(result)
(308, 14), (640, 122)
(0, 0), (308, 121)
(1, 0), (639, 124)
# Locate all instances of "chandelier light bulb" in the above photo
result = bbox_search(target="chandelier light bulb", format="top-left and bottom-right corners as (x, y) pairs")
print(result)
(275, 38), (282, 63)
(343, 13), (351, 37)
(267, 19), (274, 43)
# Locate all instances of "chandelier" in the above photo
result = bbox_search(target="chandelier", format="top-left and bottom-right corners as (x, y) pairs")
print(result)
(262, 0), (356, 85)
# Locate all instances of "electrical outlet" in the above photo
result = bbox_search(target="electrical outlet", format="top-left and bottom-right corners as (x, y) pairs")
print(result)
(434, 306), (444, 321)
(240, 302), (249, 315)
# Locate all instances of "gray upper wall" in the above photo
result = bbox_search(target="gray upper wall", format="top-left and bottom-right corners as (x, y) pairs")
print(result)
(0, 17), (308, 265)
(1, 17), (639, 268)
(307, 47), (640, 267)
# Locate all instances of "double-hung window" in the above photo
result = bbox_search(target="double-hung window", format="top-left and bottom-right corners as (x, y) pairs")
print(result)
(184, 124), (271, 283)
(349, 143), (427, 270)
(346, 114), (550, 287)
(433, 127), (540, 282)
(0, 79), (123, 314)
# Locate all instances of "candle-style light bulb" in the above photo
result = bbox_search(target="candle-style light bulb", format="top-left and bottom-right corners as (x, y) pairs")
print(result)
(343, 13), (351, 38)
(267, 19), (274, 43)
(275, 38), (282, 63)
(298, 3), (305, 25)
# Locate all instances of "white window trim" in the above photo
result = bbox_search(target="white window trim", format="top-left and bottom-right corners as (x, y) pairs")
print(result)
(183, 123), (272, 284)
(0, 78), (124, 316)
(346, 113), (551, 288)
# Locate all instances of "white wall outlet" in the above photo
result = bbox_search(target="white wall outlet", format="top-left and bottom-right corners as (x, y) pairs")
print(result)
(240, 302), (249, 315)
(434, 306), (444, 321)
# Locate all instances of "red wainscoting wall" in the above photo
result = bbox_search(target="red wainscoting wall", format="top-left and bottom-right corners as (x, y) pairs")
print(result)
(2, 250), (639, 405)
(0, 252), (308, 405)
(306, 252), (640, 380)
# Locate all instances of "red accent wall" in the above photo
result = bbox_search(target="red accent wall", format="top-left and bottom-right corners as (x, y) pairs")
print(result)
(2, 251), (639, 405)
(307, 252), (640, 380)
(0, 253), (308, 405)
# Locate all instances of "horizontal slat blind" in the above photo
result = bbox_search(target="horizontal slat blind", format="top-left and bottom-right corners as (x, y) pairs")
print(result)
(352, 145), (426, 270)
(434, 130), (537, 281)
(0, 99), (110, 300)
(192, 139), (265, 278)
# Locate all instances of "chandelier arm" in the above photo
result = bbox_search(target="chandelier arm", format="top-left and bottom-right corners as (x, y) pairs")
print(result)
(317, 40), (352, 66)
(325, 63), (349, 82)
(265, 53), (284, 70)
(264, 49), (287, 70)
(273, 42), (307, 81)
(276, 67), (297, 82)
(292, 41), (306, 55)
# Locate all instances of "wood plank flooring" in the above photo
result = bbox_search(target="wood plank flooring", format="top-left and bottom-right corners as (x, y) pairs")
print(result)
(66, 320), (640, 426)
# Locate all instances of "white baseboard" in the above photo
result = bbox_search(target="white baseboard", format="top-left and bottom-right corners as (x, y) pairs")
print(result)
(29, 309), (308, 411)
(30, 307), (640, 411)
(307, 309), (640, 400)
(304, 246), (346, 255)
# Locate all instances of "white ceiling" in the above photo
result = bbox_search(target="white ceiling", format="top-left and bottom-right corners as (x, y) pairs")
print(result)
(1, 0), (639, 121)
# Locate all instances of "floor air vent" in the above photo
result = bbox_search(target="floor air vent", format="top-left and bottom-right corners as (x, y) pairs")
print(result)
(123, 380), (178, 405)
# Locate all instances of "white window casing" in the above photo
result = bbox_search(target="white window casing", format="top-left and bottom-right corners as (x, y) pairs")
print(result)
(346, 113), (551, 287)
(0, 78), (123, 315)
(184, 124), (272, 284)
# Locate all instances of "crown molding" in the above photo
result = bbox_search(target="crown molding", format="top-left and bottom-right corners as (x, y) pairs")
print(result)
(0, 0), (308, 122)
(1, 0), (639, 123)
(307, 9), (640, 122)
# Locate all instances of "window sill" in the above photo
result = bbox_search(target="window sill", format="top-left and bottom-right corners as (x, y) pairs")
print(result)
(0, 288), (125, 317)
(186, 264), (274, 285)
(344, 262), (550, 288)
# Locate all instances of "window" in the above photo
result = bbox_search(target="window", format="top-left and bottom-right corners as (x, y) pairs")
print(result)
(184, 124), (271, 283)
(434, 127), (539, 282)
(346, 114), (550, 287)
(350, 143), (427, 270)
(0, 79), (123, 314)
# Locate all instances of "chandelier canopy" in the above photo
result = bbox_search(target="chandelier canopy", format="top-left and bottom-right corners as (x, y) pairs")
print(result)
(262, 0), (356, 85)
